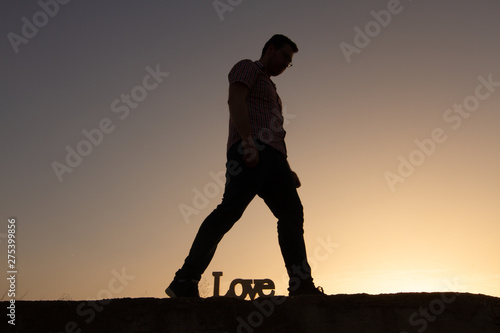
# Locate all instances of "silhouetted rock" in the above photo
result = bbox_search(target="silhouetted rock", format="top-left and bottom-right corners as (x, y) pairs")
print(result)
(3, 292), (500, 332)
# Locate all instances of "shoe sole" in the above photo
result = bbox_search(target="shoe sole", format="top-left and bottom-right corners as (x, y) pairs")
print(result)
(165, 287), (177, 298)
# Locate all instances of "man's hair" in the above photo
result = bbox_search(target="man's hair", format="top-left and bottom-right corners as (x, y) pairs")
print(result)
(261, 34), (298, 57)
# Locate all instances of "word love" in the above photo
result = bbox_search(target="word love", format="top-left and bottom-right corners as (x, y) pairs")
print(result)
(212, 272), (275, 300)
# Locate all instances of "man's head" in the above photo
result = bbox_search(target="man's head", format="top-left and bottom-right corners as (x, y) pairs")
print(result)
(259, 34), (298, 77)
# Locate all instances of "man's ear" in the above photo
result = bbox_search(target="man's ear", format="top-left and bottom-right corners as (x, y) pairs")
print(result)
(266, 44), (276, 56)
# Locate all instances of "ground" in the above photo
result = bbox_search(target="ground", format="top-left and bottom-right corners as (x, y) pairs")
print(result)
(3, 292), (500, 332)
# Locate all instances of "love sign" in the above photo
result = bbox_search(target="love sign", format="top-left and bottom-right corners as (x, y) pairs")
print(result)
(212, 271), (275, 300)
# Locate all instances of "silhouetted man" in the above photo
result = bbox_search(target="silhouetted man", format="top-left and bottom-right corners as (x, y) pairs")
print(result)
(166, 34), (324, 297)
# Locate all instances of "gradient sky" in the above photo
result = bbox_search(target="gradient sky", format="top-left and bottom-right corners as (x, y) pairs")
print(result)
(1, 0), (499, 301)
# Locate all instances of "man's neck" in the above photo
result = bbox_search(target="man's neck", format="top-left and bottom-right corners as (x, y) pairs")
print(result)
(257, 58), (271, 76)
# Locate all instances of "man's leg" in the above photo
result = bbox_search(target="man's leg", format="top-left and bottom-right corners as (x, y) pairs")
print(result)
(257, 148), (315, 292)
(171, 143), (262, 289)
(175, 188), (256, 282)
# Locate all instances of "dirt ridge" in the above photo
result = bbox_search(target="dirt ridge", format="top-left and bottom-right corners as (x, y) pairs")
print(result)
(3, 292), (500, 332)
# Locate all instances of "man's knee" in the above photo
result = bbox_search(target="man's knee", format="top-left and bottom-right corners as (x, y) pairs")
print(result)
(200, 205), (243, 232)
(277, 214), (304, 234)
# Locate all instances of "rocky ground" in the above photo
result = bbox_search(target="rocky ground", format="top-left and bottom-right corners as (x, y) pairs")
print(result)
(2, 292), (500, 332)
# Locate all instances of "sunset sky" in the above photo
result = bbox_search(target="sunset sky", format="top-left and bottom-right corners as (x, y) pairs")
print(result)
(2, 0), (499, 301)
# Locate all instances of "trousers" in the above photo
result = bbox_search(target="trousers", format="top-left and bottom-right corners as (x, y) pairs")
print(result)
(176, 141), (312, 286)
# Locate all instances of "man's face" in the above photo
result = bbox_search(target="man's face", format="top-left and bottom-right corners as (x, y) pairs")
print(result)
(267, 44), (294, 76)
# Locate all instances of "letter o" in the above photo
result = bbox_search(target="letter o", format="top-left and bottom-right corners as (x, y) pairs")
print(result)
(408, 149), (425, 166)
(463, 96), (479, 112)
(247, 311), (264, 328)
(429, 299), (446, 315)
(365, 21), (381, 37)
(77, 140), (93, 156)
(131, 86), (147, 102)
(33, 11), (49, 27)
(232, 281), (244, 298)
(441, 293), (457, 304)
(258, 128), (273, 144)
(226, 279), (252, 299)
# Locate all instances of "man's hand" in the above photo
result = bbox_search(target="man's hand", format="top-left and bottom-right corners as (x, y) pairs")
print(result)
(290, 171), (301, 188)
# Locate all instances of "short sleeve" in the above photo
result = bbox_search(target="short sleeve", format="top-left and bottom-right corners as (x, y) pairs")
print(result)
(228, 59), (259, 89)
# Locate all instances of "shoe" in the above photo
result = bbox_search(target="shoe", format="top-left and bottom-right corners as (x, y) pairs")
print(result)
(165, 278), (200, 298)
(289, 283), (325, 297)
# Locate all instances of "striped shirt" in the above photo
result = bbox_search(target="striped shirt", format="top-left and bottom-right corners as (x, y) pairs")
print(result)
(227, 60), (287, 157)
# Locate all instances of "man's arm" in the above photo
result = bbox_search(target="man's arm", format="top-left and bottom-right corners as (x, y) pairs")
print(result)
(228, 82), (259, 167)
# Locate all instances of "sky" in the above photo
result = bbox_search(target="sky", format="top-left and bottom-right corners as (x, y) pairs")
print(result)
(1, 0), (499, 302)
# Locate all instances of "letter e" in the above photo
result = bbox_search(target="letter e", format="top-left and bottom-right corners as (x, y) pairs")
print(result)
(100, 117), (115, 134)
